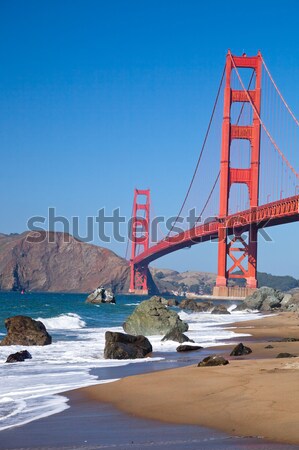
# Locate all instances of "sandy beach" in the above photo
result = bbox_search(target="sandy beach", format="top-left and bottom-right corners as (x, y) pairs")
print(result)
(82, 312), (299, 446)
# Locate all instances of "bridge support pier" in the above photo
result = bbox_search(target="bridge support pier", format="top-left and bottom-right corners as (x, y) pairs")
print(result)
(213, 285), (257, 298)
(129, 263), (149, 295)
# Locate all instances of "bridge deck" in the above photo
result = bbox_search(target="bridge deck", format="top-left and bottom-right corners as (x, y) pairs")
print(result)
(133, 195), (299, 266)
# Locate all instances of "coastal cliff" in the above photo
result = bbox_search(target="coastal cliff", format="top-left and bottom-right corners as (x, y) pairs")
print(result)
(0, 232), (130, 293)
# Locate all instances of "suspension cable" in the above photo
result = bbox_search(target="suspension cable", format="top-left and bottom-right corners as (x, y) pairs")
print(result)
(262, 57), (299, 127)
(125, 202), (134, 260)
(166, 63), (226, 238)
(230, 54), (299, 180)
(195, 171), (220, 224)
(193, 70), (255, 226)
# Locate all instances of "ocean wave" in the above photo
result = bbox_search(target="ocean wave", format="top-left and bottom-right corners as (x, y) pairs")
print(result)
(36, 313), (86, 330)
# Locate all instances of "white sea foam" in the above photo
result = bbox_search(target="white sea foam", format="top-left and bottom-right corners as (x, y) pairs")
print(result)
(36, 313), (86, 330)
(0, 308), (261, 432)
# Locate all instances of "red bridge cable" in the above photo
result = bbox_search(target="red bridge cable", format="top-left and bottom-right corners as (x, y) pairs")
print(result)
(262, 57), (299, 128)
(195, 171), (220, 224)
(166, 64), (226, 239)
(194, 70), (255, 225)
(125, 202), (134, 260)
(230, 54), (299, 181)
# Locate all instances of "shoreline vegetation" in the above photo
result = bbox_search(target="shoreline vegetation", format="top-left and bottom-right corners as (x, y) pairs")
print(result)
(81, 312), (299, 445)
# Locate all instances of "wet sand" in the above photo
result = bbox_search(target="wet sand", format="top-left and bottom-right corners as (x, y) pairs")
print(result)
(82, 312), (299, 446)
(1, 389), (296, 450)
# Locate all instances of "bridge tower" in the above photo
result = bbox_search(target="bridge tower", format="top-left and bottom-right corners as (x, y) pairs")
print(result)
(214, 50), (262, 297)
(129, 189), (150, 295)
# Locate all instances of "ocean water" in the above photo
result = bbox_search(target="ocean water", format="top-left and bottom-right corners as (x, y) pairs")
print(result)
(0, 292), (260, 432)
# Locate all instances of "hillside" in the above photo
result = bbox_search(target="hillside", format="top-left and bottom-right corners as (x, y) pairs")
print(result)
(233, 271), (299, 292)
(150, 267), (299, 295)
(150, 267), (216, 295)
(0, 231), (130, 293)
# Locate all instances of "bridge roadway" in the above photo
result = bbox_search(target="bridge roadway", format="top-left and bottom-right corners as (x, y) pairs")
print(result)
(132, 195), (299, 267)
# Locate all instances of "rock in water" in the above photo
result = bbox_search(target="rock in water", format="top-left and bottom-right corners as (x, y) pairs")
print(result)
(211, 304), (230, 315)
(0, 316), (52, 346)
(197, 355), (229, 367)
(176, 345), (203, 352)
(6, 350), (32, 363)
(161, 328), (193, 343)
(123, 296), (188, 336)
(86, 287), (116, 304)
(179, 299), (212, 312)
(104, 331), (152, 359)
(230, 342), (252, 356)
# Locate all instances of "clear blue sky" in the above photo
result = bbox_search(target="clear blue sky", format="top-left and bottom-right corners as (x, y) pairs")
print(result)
(0, 0), (299, 278)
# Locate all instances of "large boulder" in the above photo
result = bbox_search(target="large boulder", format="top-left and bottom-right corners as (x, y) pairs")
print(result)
(161, 328), (194, 343)
(259, 295), (282, 311)
(211, 304), (230, 315)
(233, 287), (284, 312)
(104, 331), (152, 359)
(280, 293), (293, 307)
(86, 287), (115, 304)
(6, 350), (32, 363)
(198, 355), (229, 367)
(280, 293), (299, 312)
(123, 296), (188, 336)
(179, 299), (212, 312)
(0, 316), (52, 346)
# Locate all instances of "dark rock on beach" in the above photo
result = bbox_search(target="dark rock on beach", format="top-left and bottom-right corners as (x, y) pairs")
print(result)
(276, 352), (297, 358)
(6, 350), (32, 363)
(197, 355), (229, 367)
(104, 331), (152, 359)
(123, 296), (188, 336)
(230, 342), (252, 356)
(176, 344), (203, 352)
(161, 328), (193, 343)
(0, 316), (52, 346)
(211, 304), (230, 315)
(277, 337), (299, 342)
(86, 287), (116, 304)
(265, 345), (274, 349)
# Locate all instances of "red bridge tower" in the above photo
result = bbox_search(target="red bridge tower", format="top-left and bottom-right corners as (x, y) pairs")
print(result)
(129, 189), (150, 294)
(213, 51), (262, 296)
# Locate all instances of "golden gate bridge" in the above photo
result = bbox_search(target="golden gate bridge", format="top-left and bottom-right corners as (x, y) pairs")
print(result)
(126, 51), (299, 297)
